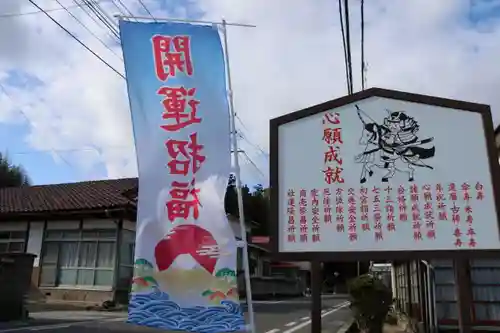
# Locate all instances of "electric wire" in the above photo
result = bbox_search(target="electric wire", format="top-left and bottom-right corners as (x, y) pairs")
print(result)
(27, 0), (125, 79)
(114, 0), (136, 18)
(0, 1), (104, 18)
(81, 0), (120, 39)
(89, 0), (120, 29)
(136, 0), (156, 21)
(72, 0), (119, 41)
(55, 0), (123, 60)
(338, 0), (351, 95)
(343, 0), (354, 94)
(361, 0), (366, 90)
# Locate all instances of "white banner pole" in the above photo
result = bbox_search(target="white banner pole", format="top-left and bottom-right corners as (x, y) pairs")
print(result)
(221, 19), (257, 333)
(115, 15), (256, 27)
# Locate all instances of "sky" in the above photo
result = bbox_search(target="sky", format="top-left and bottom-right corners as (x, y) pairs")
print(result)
(0, 0), (499, 187)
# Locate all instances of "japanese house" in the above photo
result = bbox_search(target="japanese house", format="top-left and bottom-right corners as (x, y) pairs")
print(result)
(391, 125), (500, 332)
(0, 177), (304, 305)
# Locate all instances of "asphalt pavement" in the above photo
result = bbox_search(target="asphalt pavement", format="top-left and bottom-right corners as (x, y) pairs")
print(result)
(0, 295), (351, 333)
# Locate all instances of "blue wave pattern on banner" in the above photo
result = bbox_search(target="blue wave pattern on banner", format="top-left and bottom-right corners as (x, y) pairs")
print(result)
(128, 289), (246, 333)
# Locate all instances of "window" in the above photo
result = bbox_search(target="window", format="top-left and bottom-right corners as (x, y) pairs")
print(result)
(470, 259), (500, 323)
(0, 231), (26, 253)
(40, 229), (116, 288)
(432, 259), (458, 322)
(117, 229), (135, 290)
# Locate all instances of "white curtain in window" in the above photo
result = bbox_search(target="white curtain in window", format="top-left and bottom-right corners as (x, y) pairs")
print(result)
(60, 242), (79, 267)
(79, 242), (97, 268)
(97, 242), (115, 268)
(471, 259), (500, 321)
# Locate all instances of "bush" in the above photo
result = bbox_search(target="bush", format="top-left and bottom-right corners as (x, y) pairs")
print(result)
(348, 274), (393, 333)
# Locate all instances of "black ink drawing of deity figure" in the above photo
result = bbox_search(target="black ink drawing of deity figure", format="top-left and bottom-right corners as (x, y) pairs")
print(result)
(354, 104), (436, 184)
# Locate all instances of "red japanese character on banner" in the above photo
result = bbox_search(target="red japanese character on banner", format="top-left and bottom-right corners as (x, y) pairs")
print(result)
(422, 184), (432, 201)
(422, 184), (435, 241)
(335, 189), (344, 232)
(426, 229), (436, 239)
(287, 189), (296, 242)
(451, 203), (460, 225)
(311, 189), (321, 243)
(324, 146), (343, 165)
(448, 182), (457, 201)
(385, 185), (393, 202)
(372, 186), (382, 238)
(312, 234), (321, 242)
(411, 185), (422, 241)
(323, 188), (332, 224)
(397, 185), (407, 222)
(165, 132), (205, 175)
(159, 87), (201, 132)
(375, 231), (383, 242)
(476, 182), (484, 200)
(166, 179), (201, 222)
(453, 227), (462, 247)
(410, 184), (419, 202)
(464, 201), (475, 248)
(323, 112), (340, 124)
(461, 183), (471, 201)
(323, 166), (344, 184)
(360, 187), (369, 227)
(347, 188), (357, 241)
(435, 183), (447, 221)
(384, 186), (395, 230)
(299, 189), (308, 242)
(152, 35), (193, 81)
(468, 238), (476, 248)
(323, 128), (343, 145)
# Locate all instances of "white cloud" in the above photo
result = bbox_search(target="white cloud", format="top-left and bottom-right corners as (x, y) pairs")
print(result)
(0, 0), (499, 185)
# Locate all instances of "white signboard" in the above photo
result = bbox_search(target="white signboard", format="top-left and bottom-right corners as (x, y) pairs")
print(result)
(273, 91), (500, 256)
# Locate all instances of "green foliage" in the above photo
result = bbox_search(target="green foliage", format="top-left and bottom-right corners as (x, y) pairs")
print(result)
(348, 274), (393, 333)
(0, 153), (30, 188)
(224, 174), (270, 236)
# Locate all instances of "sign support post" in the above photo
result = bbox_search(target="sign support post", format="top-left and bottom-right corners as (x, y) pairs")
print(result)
(311, 260), (323, 333)
(454, 259), (473, 333)
(221, 19), (257, 333)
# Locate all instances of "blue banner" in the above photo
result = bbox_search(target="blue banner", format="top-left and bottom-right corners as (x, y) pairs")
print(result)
(119, 21), (245, 333)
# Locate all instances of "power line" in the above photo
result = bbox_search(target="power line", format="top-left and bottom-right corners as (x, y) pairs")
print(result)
(81, 0), (120, 39)
(136, 0), (156, 21)
(337, 0), (351, 95)
(0, 0), (106, 18)
(361, 0), (366, 90)
(114, 0), (135, 18)
(343, 0), (354, 94)
(55, 0), (123, 60)
(89, 0), (119, 29)
(73, 0), (119, 41)
(28, 0), (125, 79)
(241, 151), (267, 183)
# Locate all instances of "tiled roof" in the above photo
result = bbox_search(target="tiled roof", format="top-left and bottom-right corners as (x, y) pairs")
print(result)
(0, 178), (138, 214)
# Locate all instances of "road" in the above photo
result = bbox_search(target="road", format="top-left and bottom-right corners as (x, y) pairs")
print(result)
(0, 296), (351, 333)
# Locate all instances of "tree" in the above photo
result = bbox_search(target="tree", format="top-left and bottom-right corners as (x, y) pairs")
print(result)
(224, 175), (270, 236)
(0, 153), (30, 188)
